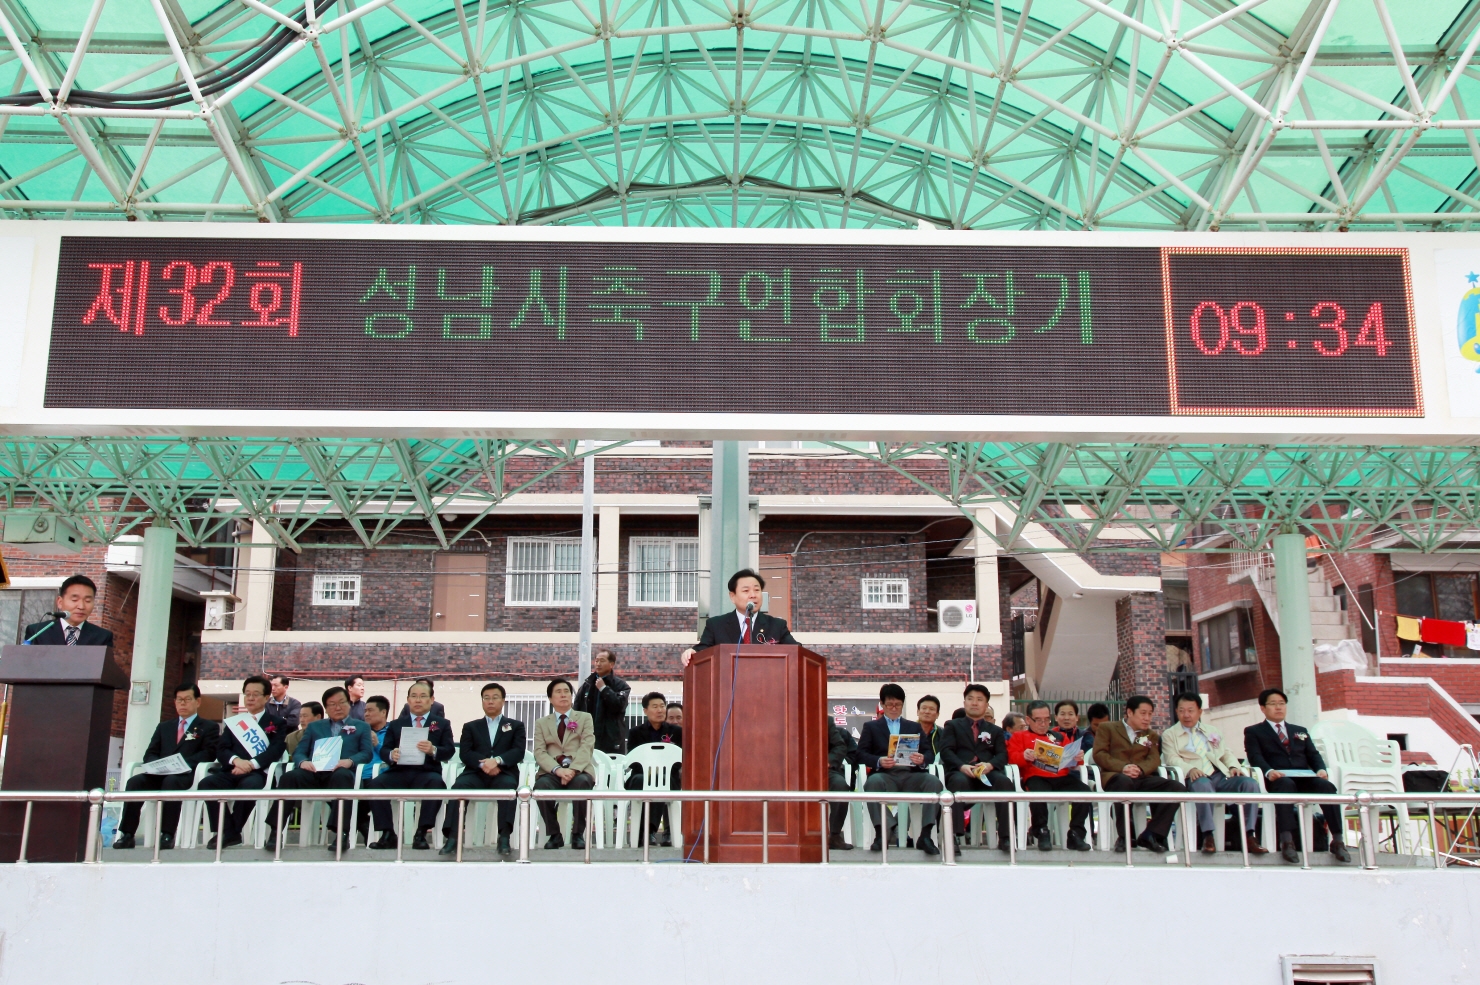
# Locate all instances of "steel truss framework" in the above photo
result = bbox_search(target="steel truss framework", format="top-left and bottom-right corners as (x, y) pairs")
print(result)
(6, 0), (1480, 229)
(2, 438), (1479, 555)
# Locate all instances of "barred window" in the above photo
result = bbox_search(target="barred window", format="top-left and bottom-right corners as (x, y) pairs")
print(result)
(861, 577), (909, 609)
(506, 538), (584, 606)
(630, 538), (699, 606)
(312, 574), (361, 606)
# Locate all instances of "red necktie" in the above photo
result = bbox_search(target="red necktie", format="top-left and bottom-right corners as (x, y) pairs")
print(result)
(741, 617), (751, 644)
(416, 716), (424, 728)
(1277, 724), (1289, 749)
(177, 719), (187, 743)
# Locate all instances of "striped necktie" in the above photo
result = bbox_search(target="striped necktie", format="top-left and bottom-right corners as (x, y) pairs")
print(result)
(64, 625), (79, 645)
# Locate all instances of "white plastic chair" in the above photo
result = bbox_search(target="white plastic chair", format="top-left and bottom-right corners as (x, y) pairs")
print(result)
(1311, 721), (1412, 854)
(622, 743), (684, 848)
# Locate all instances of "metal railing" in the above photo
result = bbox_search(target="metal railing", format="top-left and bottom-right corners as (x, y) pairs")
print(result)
(1, 788), (1477, 868)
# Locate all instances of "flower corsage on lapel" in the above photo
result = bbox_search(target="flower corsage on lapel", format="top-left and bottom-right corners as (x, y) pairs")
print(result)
(565, 717), (579, 733)
(342, 725), (357, 735)
(1295, 732), (1309, 742)
(501, 723), (513, 732)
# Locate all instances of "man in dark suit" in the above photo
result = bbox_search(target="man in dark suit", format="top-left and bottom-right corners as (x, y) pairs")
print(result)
(198, 674), (289, 849)
(681, 569), (798, 666)
(113, 683), (220, 850)
(1092, 694), (1186, 854)
(624, 691), (683, 846)
(1244, 687), (1351, 864)
(856, 683), (942, 855)
(366, 680), (455, 850)
(273, 685), (375, 852)
(23, 574), (114, 647)
(442, 682), (526, 858)
(826, 718), (857, 851)
(941, 683), (1013, 851)
(574, 650), (632, 755)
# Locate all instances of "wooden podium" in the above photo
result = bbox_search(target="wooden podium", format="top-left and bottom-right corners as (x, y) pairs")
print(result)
(0, 645), (128, 862)
(683, 644), (827, 862)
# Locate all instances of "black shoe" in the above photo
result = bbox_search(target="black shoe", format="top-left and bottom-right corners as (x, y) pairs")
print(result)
(655, 831), (672, 847)
(571, 834), (586, 851)
(439, 836), (457, 856)
(1331, 842), (1351, 864)
(1279, 835), (1299, 864)
(369, 832), (397, 850)
(497, 835), (512, 858)
(918, 833), (940, 856)
(207, 833), (243, 851)
(1134, 832), (1166, 853)
(997, 838), (1012, 853)
(1114, 836), (1127, 854)
(327, 830), (349, 852)
(905, 836), (915, 848)
(1037, 829), (1052, 852)
(112, 832), (135, 850)
(829, 832), (853, 851)
(158, 833), (174, 850)
(870, 835), (883, 851)
(1067, 831), (1091, 852)
(544, 833), (565, 850)
(412, 828), (431, 850)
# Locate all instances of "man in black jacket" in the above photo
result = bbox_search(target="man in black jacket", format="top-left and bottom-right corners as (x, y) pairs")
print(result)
(199, 674), (289, 850)
(442, 682), (526, 858)
(857, 683), (942, 855)
(827, 718), (858, 850)
(624, 691), (683, 845)
(23, 574), (114, 647)
(941, 683), (1013, 851)
(681, 569), (798, 666)
(366, 681), (456, 850)
(1244, 688), (1350, 864)
(573, 649), (632, 755)
(113, 682), (220, 850)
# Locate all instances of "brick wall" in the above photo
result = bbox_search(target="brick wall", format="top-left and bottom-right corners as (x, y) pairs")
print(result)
(1315, 552), (1398, 657)
(1317, 669), (1480, 747)
(1377, 659), (1480, 703)
(1114, 592), (1169, 716)
(760, 518), (928, 633)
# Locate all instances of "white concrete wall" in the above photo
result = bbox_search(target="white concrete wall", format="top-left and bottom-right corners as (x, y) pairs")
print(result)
(0, 864), (1471, 984)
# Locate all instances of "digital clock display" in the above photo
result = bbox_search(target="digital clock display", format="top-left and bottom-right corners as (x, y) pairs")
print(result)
(42, 238), (1422, 418)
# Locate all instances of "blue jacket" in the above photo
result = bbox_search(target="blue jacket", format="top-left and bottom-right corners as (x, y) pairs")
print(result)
(291, 716), (375, 768)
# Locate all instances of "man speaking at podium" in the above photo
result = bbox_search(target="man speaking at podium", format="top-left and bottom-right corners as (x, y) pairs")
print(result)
(681, 569), (797, 665)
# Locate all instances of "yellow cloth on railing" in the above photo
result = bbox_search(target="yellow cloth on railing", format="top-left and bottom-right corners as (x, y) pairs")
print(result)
(1395, 615), (1421, 641)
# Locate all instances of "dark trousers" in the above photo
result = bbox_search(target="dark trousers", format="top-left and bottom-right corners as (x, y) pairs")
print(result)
(945, 768), (1013, 841)
(444, 769), (519, 837)
(368, 769), (446, 833)
(827, 770), (851, 833)
(275, 766), (356, 833)
(864, 767), (941, 832)
(198, 768), (269, 836)
(1104, 772), (1186, 840)
(1266, 775), (1344, 843)
(535, 771), (595, 838)
(1023, 773), (1091, 835)
(120, 771), (194, 837)
(624, 763), (683, 834)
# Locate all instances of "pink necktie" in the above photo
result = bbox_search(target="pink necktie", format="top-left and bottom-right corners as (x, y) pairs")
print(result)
(416, 716), (424, 728)
(177, 719), (187, 743)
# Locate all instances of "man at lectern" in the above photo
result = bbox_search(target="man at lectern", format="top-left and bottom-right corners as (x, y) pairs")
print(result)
(681, 569), (797, 665)
(23, 574), (114, 647)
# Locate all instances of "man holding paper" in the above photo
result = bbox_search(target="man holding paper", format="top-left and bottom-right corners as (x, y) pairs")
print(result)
(113, 683), (221, 850)
(1007, 700), (1092, 852)
(274, 686), (374, 852)
(199, 674), (289, 850)
(366, 681), (455, 850)
(941, 683), (1013, 852)
(856, 683), (942, 856)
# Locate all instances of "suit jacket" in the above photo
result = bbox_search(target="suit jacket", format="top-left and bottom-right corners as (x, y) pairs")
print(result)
(1160, 721), (1241, 778)
(856, 717), (924, 771)
(380, 711), (456, 774)
(573, 672), (632, 755)
(940, 716), (1009, 775)
(212, 710), (289, 773)
(458, 716), (527, 773)
(143, 715), (220, 769)
(695, 610), (798, 648)
(24, 618), (114, 647)
(1092, 720), (1163, 777)
(291, 716), (374, 768)
(1243, 720), (1327, 775)
(532, 709), (596, 777)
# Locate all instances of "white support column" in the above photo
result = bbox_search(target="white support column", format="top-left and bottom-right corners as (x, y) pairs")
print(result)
(598, 505), (620, 634)
(238, 520), (276, 636)
(1273, 532), (1319, 724)
(973, 509), (1004, 647)
(120, 523), (177, 770)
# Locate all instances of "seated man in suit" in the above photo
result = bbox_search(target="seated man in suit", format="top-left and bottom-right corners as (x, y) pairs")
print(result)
(857, 683), (942, 855)
(624, 691), (683, 846)
(1244, 688), (1351, 864)
(1085, 702), (1111, 739)
(532, 677), (596, 850)
(941, 683), (1013, 852)
(1008, 700), (1092, 851)
(199, 674), (289, 850)
(366, 680), (455, 850)
(681, 569), (797, 666)
(1162, 692), (1266, 856)
(113, 683), (220, 850)
(826, 717), (858, 851)
(442, 682), (526, 858)
(23, 574), (114, 647)
(273, 686), (374, 852)
(1093, 694), (1187, 854)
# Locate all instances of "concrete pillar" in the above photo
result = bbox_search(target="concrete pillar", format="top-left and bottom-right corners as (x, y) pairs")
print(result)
(597, 505), (620, 634)
(121, 523), (177, 769)
(707, 441), (749, 617)
(238, 520), (275, 636)
(1273, 531), (1319, 724)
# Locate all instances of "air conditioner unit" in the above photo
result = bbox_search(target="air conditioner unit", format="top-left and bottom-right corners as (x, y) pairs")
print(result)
(2, 512), (83, 554)
(937, 599), (979, 634)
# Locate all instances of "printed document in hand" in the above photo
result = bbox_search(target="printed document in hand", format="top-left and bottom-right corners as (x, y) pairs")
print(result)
(1278, 768), (1318, 778)
(139, 753), (191, 775)
(887, 734), (921, 763)
(1032, 737), (1081, 771)
(398, 727), (429, 766)
(311, 736), (344, 772)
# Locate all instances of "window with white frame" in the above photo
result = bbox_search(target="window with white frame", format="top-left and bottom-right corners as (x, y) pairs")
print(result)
(629, 537), (699, 605)
(506, 538), (584, 605)
(861, 577), (909, 609)
(312, 574), (361, 606)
